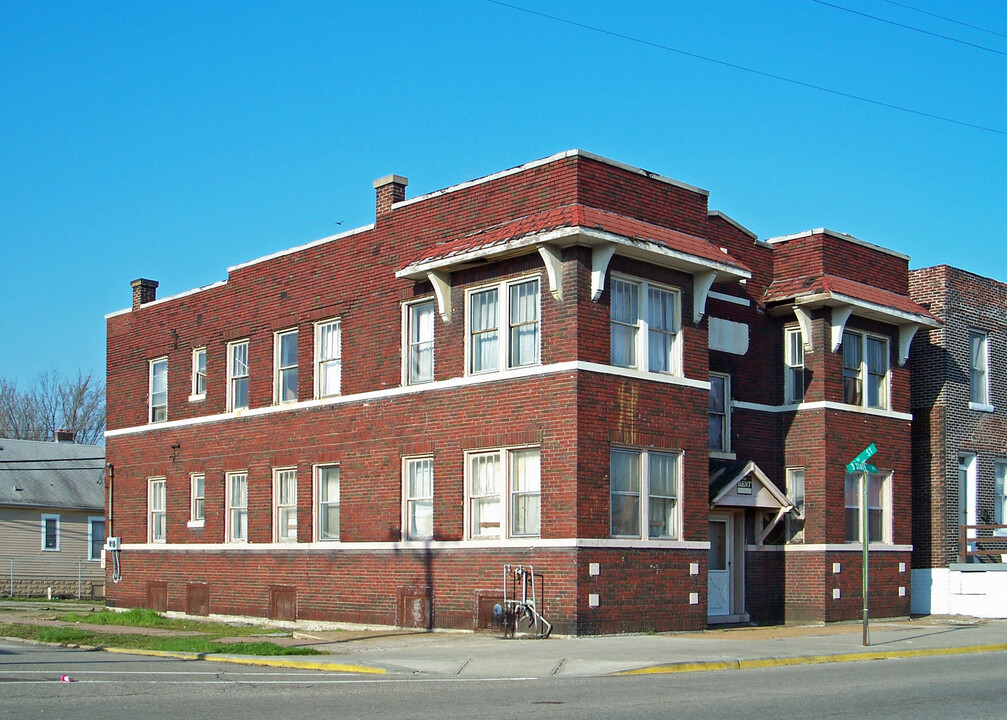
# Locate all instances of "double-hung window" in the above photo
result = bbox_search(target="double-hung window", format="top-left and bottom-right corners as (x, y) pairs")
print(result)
(41, 513), (60, 551)
(786, 467), (805, 543)
(191, 347), (206, 399)
(314, 465), (340, 541)
(995, 461), (1007, 535)
(709, 373), (730, 453)
(610, 277), (681, 374)
(190, 473), (205, 525)
(275, 329), (298, 403)
(784, 327), (805, 403)
(610, 449), (680, 539)
(468, 278), (540, 374)
(404, 457), (433, 540)
(273, 468), (297, 542)
(227, 340), (249, 411)
(467, 447), (540, 538)
(406, 301), (435, 384)
(842, 331), (889, 409)
(88, 517), (105, 561)
(315, 320), (341, 397)
(969, 330), (990, 408)
(226, 472), (248, 543)
(844, 471), (890, 543)
(148, 478), (166, 543)
(149, 357), (167, 423)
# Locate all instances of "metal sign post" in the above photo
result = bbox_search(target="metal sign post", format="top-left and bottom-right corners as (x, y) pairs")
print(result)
(846, 444), (877, 648)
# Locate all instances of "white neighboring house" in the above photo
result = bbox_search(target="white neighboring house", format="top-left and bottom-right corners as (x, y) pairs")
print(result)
(0, 436), (106, 598)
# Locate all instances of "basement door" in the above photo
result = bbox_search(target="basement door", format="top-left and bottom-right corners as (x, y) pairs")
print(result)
(708, 515), (731, 617)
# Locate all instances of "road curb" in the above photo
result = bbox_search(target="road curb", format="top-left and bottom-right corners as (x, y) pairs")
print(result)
(614, 643), (1007, 675)
(102, 646), (387, 674)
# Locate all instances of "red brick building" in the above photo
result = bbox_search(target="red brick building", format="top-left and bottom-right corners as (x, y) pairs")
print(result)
(104, 151), (937, 633)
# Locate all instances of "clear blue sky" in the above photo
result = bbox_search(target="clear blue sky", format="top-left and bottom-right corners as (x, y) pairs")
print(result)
(2, 1), (1005, 387)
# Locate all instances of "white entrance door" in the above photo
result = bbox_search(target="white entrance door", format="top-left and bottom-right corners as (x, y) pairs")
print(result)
(708, 516), (731, 616)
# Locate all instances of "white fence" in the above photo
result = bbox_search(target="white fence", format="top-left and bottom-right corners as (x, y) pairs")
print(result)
(1, 557), (105, 600)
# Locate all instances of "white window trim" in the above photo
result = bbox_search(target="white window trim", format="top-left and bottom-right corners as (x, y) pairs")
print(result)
(313, 319), (342, 399)
(225, 471), (248, 543)
(87, 516), (105, 561)
(844, 470), (892, 544)
(402, 298), (436, 386)
(609, 447), (682, 541)
(842, 330), (890, 410)
(609, 273), (683, 376)
(995, 460), (1007, 536)
(226, 339), (250, 412)
(148, 477), (166, 544)
(402, 456), (434, 541)
(464, 276), (541, 376)
(274, 328), (299, 405)
(709, 372), (731, 455)
(969, 330), (992, 411)
(188, 473), (205, 528)
(41, 513), (60, 551)
(189, 347), (206, 402)
(272, 467), (298, 543)
(149, 357), (168, 424)
(784, 326), (804, 404)
(464, 445), (541, 540)
(313, 464), (340, 542)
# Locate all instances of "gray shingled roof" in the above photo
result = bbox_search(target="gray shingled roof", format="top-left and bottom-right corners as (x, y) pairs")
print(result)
(0, 438), (104, 510)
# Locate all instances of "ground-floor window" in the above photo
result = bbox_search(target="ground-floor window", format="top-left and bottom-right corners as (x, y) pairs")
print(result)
(610, 448), (680, 539)
(844, 471), (890, 543)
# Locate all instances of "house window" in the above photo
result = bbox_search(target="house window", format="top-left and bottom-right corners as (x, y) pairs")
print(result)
(467, 447), (541, 538)
(148, 478), (166, 543)
(273, 468), (297, 542)
(995, 461), (1007, 534)
(227, 340), (250, 411)
(844, 471), (890, 543)
(190, 473), (205, 524)
(709, 373), (730, 453)
(404, 457), (433, 540)
(191, 347), (206, 399)
(842, 331), (889, 409)
(315, 320), (341, 398)
(969, 330), (989, 407)
(149, 358), (167, 423)
(314, 465), (340, 541)
(784, 327), (805, 403)
(41, 513), (60, 551)
(610, 448), (680, 539)
(274, 329), (298, 403)
(406, 301), (435, 385)
(610, 277), (680, 374)
(226, 472), (248, 543)
(88, 517), (105, 561)
(468, 278), (540, 374)
(786, 467), (805, 543)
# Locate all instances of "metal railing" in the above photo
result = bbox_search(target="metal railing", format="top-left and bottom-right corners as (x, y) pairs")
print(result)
(959, 524), (1007, 563)
(2, 557), (105, 600)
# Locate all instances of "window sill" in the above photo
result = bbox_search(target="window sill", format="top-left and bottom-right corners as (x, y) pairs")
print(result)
(188, 393), (206, 403)
(969, 402), (995, 413)
(41, 548), (60, 552)
(709, 451), (736, 460)
(187, 520), (205, 529)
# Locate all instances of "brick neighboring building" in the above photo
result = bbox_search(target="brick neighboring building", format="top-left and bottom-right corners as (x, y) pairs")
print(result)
(909, 265), (1007, 616)
(104, 150), (937, 633)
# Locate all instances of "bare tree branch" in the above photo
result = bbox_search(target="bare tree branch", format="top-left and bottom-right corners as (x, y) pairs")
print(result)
(0, 371), (105, 445)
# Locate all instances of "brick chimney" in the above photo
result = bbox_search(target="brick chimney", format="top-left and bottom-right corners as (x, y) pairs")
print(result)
(131, 278), (159, 310)
(54, 429), (74, 443)
(373, 174), (408, 218)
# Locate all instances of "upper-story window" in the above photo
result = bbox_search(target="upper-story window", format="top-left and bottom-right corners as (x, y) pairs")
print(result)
(315, 320), (341, 398)
(610, 276), (680, 374)
(467, 447), (541, 538)
(227, 340), (249, 411)
(149, 358), (167, 423)
(405, 300), (435, 385)
(191, 347), (206, 400)
(784, 327), (805, 403)
(842, 331), (889, 409)
(468, 278), (540, 374)
(844, 471), (890, 543)
(610, 448), (680, 539)
(709, 373), (730, 453)
(275, 329), (298, 403)
(969, 330), (990, 408)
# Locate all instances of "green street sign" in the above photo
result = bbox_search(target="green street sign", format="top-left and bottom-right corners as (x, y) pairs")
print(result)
(850, 444), (877, 465)
(846, 460), (878, 474)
